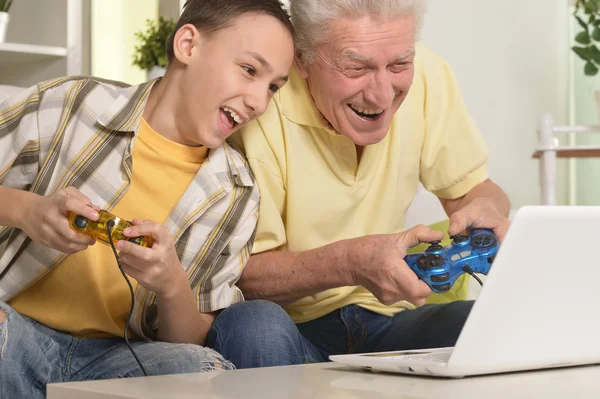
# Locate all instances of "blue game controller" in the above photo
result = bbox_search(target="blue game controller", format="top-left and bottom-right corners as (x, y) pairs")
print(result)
(404, 229), (499, 293)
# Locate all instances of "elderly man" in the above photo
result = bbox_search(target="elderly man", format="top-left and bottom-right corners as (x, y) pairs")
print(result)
(208, 0), (511, 368)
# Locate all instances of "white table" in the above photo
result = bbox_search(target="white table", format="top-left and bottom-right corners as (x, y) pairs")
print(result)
(47, 362), (600, 398)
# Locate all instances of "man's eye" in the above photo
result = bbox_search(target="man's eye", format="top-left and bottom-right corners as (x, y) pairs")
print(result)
(269, 84), (280, 93)
(242, 66), (256, 76)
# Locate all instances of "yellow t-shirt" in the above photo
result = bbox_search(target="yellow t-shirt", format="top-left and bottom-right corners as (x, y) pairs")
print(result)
(232, 44), (489, 323)
(9, 118), (207, 337)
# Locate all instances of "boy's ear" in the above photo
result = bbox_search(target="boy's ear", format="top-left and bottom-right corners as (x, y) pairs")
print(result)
(172, 24), (202, 66)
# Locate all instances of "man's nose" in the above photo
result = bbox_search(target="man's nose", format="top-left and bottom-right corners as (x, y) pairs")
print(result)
(364, 71), (395, 108)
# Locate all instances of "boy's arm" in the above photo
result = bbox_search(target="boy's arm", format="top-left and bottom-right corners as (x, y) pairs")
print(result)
(0, 86), (99, 255)
(118, 188), (259, 345)
(158, 201), (259, 345)
(0, 85), (43, 252)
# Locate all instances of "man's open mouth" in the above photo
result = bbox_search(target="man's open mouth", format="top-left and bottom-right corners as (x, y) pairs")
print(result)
(348, 104), (384, 120)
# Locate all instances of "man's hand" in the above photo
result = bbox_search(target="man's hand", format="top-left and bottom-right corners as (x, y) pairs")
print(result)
(349, 225), (444, 306)
(447, 197), (510, 242)
(116, 219), (187, 297)
(20, 187), (99, 254)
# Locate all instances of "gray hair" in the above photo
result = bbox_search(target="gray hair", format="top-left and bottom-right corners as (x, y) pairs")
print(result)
(289, 0), (428, 63)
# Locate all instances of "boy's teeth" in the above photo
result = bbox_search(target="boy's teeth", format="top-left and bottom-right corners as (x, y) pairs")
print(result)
(223, 106), (245, 124)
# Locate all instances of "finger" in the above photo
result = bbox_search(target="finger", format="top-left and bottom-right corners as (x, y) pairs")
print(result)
(117, 259), (146, 282)
(52, 238), (92, 254)
(448, 209), (472, 237)
(58, 219), (96, 245)
(492, 219), (511, 243)
(117, 252), (146, 273)
(116, 239), (154, 262)
(399, 225), (444, 248)
(123, 221), (165, 242)
(62, 187), (94, 207)
(60, 196), (99, 222)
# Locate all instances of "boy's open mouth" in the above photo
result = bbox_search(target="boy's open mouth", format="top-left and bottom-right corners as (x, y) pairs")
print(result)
(220, 106), (246, 129)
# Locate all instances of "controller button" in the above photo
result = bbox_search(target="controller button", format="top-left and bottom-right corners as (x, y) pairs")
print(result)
(431, 273), (450, 282)
(453, 235), (469, 244)
(74, 215), (88, 229)
(451, 254), (460, 261)
(460, 250), (472, 258)
(487, 255), (495, 264)
(432, 283), (451, 292)
(417, 255), (439, 270)
(426, 244), (443, 254)
(430, 257), (444, 267)
(472, 234), (497, 249)
(128, 237), (143, 245)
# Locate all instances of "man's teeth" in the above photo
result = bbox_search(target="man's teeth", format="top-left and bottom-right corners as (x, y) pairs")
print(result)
(349, 104), (384, 115)
(223, 106), (245, 124)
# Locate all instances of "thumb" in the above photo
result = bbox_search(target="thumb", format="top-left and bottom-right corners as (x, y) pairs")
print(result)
(399, 225), (444, 249)
(448, 210), (469, 237)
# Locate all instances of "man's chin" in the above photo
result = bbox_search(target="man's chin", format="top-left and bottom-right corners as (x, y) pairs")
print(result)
(344, 129), (389, 146)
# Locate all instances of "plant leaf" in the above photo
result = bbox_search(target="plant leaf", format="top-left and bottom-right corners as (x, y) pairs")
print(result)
(590, 45), (600, 63)
(593, 27), (600, 41)
(586, 0), (599, 13)
(585, 61), (599, 75)
(576, 31), (592, 44)
(577, 15), (589, 31)
(573, 45), (592, 61)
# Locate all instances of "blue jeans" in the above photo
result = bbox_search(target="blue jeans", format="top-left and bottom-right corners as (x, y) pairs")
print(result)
(0, 302), (233, 399)
(206, 299), (473, 368)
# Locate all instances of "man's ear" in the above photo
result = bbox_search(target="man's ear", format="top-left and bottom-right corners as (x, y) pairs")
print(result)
(172, 24), (201, 66)
(294, 49), (310, 79)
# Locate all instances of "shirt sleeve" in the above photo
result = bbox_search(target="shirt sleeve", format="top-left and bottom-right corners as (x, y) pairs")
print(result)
(199, 188), (260, 311)
(417, 46), (490, 199)
(0, 84), (42, 253)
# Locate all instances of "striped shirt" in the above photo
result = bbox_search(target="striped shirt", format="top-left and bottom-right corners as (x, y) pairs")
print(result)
(0, 77), (259, 340)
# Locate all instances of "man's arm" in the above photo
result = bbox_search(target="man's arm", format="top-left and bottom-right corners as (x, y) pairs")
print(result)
(440, 178), (511, 240)
(239, 226), (444, 307)
(238, 239), (354, 306)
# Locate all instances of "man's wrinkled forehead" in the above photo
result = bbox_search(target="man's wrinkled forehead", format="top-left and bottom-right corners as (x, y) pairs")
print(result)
(338, 48), (415, 63)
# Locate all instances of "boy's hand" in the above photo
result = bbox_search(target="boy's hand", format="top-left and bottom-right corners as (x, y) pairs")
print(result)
(116, 219), (187, 297)
(21, 187), (99, 254)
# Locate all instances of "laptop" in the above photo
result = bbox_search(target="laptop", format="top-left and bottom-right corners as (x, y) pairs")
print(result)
(330, 205), (600, 378)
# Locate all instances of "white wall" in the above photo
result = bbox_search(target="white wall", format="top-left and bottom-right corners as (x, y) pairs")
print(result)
(421, 0), (571, 209)
(91, 0), (158, 84)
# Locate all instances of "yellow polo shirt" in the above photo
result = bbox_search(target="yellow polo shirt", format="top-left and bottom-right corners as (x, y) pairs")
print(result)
(232, 44), (489, 323)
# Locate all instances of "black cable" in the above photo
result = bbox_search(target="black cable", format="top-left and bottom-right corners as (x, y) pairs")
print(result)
(107, 220), (149, 377)
(462, 265), (484, 287)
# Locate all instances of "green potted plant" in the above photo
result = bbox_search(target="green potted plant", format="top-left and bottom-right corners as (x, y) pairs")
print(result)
(132, 16), (176, 80)
(0, 0), (13, 43)
(571, 0), (600, 75)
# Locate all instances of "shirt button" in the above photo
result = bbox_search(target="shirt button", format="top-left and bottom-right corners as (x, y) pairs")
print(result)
(121, 172), (128, 181)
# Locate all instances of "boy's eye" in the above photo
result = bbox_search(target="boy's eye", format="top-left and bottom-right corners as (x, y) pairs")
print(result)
(269, 84), (280, 93)
(242, 65), (256, 76)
